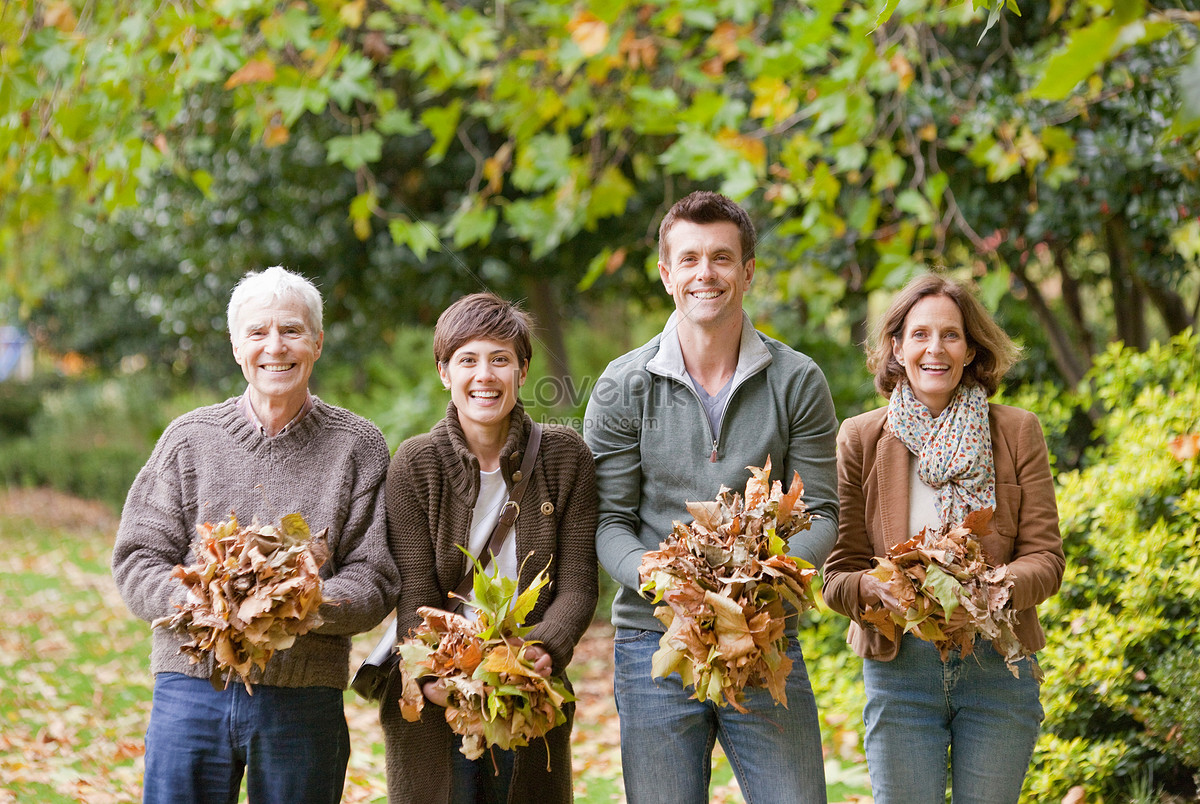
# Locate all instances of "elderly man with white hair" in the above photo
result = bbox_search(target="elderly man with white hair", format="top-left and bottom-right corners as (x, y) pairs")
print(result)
(112, 265), (400, 804)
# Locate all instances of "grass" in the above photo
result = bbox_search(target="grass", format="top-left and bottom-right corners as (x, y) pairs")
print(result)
(0, 488), (872, 803)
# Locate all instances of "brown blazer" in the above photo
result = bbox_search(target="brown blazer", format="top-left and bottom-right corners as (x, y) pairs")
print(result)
(823, 403), (1065, 661)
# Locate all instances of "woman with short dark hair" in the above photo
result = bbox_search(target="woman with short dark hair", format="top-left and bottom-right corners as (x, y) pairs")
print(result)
(824, 273), (1065, 803)
(380, 292), (598, 804)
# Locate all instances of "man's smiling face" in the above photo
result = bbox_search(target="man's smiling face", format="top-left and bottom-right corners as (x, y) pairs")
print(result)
(658, 219), (754, 331)
(231, 295), (323, 411)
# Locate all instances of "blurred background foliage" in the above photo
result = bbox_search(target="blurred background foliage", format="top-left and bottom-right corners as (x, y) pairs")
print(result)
(3, 0), (1200, 799)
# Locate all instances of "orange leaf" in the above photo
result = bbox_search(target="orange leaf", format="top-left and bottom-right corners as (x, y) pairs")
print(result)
(1168, 433), (1200, 461)
(225, 59), (277, 90)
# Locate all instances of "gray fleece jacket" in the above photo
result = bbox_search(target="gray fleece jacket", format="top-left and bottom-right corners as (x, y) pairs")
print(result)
(583, 312), (840, 633)
(112, 397), (400, 689)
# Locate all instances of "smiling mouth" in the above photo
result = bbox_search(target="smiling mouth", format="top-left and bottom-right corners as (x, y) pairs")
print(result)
(261, 364), (296, 373)
(921, 363), (950, 372)
(690, 288), (724, 299)
(470, 389), (501, 399)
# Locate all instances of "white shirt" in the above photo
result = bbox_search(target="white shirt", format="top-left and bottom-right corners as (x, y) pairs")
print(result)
(908, 459), (942, 536)
(464, 467), (518, 614)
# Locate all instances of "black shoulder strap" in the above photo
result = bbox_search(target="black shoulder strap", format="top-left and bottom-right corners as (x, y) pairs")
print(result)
(450, 422), (543, 605)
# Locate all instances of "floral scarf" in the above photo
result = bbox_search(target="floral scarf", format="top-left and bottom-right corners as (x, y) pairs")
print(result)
(886, 381), (996, 527)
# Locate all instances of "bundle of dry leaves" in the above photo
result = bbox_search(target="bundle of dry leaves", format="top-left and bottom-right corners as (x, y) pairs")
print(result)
(638, 458), (818, 711)
(861, 507), (1032, 677)
(396, 560), (572, 761)
(153, 513), (328, 692)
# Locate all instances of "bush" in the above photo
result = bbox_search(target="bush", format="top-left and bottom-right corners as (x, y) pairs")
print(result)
(0, 375), (210, 511)
(1026, 331), (1200, 800)
(0, 377), (53, 439)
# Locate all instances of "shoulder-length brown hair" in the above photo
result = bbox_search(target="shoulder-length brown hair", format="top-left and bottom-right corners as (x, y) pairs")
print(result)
(867, 274), (1020, 399)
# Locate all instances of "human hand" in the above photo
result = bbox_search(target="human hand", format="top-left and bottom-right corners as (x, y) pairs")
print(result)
(421, 678), (449, 707)
(942, 602), (973, 632)
(520, 643), (553, 677)
(859, 572), (904, 613)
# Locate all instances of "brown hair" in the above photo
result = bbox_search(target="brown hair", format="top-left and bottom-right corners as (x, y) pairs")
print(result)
(658, 191), (756, 266)
(433, 292), (534, 368)
(867, 274), (1020, 398)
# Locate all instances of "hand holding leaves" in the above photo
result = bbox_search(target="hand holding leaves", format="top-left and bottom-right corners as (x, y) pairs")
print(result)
(638, 458), (819, 712)
(861, 508), (1034, 678)
(395, 553), (573, 761)
(152, 513), (328, 693)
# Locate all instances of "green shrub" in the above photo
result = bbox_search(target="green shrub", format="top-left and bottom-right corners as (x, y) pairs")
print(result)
(0, 375), (210, 511)
(1027, 331), (1200, 800)
(0, 378), (53, 439)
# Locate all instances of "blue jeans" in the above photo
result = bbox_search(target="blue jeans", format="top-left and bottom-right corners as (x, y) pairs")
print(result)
(862, 636), (1043, 804)
(451, 738), (515, 804)
(142, 673), (350, 804)
(614, 627), (827, 804)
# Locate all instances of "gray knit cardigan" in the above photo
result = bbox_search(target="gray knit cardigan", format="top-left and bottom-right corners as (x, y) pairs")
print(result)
(112, 397), (401, 689)
(380, 402), (598, 804)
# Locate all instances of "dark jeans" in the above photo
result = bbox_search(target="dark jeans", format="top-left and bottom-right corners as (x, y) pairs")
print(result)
(451, 738), (515, 804)
(142, 672), (350, 804)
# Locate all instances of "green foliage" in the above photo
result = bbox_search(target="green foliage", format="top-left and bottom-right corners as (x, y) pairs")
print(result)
(0, 375), (216, 511)
(8, 0), (1199, 400)
(799, 587), (870, 765)
(0, 378), (50, 438)
(1027, 331), (1200, 799)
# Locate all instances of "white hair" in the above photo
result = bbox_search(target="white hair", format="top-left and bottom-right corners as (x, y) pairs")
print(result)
(226, 266), (323, 338)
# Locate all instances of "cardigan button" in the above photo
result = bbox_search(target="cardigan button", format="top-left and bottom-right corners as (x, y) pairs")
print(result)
(540, 502), (555, 516)
(512, 471), (523, 483)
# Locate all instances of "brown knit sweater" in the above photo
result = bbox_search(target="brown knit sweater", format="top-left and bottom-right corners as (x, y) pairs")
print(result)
(112, 397), (401, 689)
(380, 402), (598, 804)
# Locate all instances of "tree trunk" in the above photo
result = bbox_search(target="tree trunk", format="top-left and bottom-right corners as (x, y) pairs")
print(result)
(1053, 246), (1095, 358)
(522, 276), (574, 412)
(1104, 216), (1147, 350)
(1009, 260), (1090, 387)
(1138, 273), (1195, 335)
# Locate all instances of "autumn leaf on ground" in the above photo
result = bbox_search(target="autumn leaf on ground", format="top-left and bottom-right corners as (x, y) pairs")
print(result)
(862, 508), (1034, 678)
(638, 458), (818, 711)
(395, 554), (574, 762)
(152, 512), (327, 692)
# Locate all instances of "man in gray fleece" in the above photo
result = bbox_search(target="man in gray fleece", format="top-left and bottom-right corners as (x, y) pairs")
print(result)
(112, 266), (400, 804)
(584, 191), (839, 803)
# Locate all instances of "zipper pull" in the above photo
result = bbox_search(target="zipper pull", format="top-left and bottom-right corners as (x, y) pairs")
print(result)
(710, 440), (718, 463)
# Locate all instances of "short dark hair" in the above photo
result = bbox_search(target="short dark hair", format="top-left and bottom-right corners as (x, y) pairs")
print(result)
(867, 273), (1020, 398)
(433, 292), (534, 368)
(658, 191), (755, 266)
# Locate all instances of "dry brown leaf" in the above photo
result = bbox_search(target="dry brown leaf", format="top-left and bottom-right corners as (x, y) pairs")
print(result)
(152, 513), (327, 693)
(639, 458), (819, 710)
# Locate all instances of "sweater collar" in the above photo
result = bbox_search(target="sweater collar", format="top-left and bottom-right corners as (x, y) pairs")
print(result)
(437, 399), (531, 498)
(646, 310), (772, 385)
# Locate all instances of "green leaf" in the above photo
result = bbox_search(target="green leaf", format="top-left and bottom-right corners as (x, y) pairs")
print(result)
(327, 53), (375, 109)
(1176, 44), (1200, 129)
(325, 131), (382, 169)
(420, 100), (463, 165)
(872, 0), (902, 31)
(922, 564), (963, 620)
(447, 201), (498, 249)
(375, 109), (421, 136)
(511, 133), (571, 192)
(388, 218), (443, 261)
(1029, 15), (1127, 100)
(510, 570), (549, 628)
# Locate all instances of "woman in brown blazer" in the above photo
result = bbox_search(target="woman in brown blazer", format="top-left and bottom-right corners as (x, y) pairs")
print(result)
(824, 274), (1065, 804)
